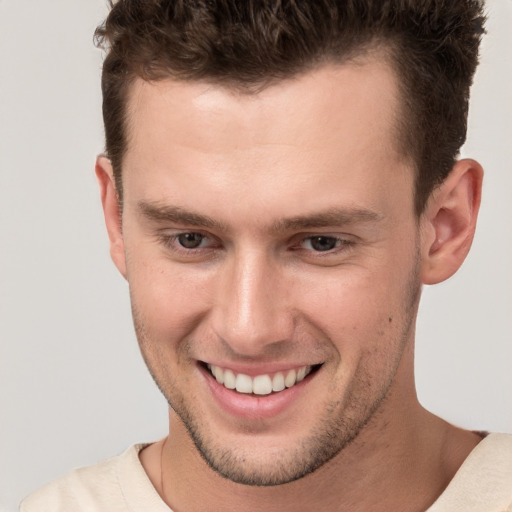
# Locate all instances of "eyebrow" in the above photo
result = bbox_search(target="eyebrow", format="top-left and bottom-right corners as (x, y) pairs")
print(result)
(271, 208), (384, 233)
(138, 201), (383, 233)
(138, 202), (229, 231)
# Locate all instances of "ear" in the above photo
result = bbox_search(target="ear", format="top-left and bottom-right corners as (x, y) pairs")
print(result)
(95, 156), (127, 279)
(420, 159), (483, 285)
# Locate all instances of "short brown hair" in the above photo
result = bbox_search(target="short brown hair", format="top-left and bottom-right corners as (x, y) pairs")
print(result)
(95, 0), (485, 214)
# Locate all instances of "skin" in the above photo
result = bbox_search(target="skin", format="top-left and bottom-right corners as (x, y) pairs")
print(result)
(97, 58), (483, 511)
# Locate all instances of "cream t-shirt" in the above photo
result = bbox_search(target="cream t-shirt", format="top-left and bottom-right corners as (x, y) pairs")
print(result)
(20, 433), (512, 511)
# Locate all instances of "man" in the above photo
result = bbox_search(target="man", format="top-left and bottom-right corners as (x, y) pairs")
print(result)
(21, 0), (512, 510)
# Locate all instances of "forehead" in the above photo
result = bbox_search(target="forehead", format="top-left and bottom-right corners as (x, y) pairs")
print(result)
(121, 58), (413, 224)
(125, 57), (404, 163)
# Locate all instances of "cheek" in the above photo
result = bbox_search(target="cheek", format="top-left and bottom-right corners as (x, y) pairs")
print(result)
(126, 250), (214, 342)
(293, 263), (416, 357)
(297, 268), (400, 324)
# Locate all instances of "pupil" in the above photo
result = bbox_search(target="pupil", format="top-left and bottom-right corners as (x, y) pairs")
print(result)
(311, 236), (336, 251)
(178, 233), (203, 249)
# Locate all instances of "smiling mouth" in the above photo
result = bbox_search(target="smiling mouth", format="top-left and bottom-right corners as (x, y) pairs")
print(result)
(203, 363), (322, 395)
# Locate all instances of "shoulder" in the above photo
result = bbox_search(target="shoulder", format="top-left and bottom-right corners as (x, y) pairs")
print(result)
(428, 433), (512, 512)
(20, 444), (148, 512)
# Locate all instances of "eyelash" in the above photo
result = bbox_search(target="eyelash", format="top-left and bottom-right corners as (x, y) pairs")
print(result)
(297, 235), (353, 253)
(157, 231), (355, 261)
(157, 232), (218, 255)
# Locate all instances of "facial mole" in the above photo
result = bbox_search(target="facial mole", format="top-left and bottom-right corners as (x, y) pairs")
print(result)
(388, 317), (393, 323)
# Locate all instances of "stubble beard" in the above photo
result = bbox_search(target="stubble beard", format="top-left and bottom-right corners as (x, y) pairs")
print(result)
(132, 257), (422, 487)
(175, 378), (397, 486)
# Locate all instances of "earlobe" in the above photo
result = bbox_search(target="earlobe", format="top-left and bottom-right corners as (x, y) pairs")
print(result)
(95, 156), (127, 279)
(420, 159), (483, 285)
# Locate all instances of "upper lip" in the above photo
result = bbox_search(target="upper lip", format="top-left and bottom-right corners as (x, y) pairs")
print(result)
(200, 360), (323, 377)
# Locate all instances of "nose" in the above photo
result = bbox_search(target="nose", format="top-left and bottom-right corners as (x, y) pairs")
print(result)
(211, 249), (294, 356)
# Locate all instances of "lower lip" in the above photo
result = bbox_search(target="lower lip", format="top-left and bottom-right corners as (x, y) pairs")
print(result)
(200, 365), (315, 420)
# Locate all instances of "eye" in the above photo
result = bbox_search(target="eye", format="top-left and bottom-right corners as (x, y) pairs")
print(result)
(177, 232), (206, 249)
(302, 236), (344, 252)
(156, 230), (221, 261)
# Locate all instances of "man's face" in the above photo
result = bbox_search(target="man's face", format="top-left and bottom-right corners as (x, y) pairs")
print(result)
(117, 60), (423, 485)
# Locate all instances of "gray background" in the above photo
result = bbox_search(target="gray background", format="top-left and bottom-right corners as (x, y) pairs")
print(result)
(0, 1), (510, 510)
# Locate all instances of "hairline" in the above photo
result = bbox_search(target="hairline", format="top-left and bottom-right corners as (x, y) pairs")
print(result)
(114, 39), (419, 214)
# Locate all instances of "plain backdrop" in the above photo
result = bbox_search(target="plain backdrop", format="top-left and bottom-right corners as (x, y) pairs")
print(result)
(0, 1), (510, 510)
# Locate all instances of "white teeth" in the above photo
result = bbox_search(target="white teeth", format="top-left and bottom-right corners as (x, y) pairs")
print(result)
(212, 365), (224, 384)
(207, 364), (314, 395)
(235, 373), (253, 394)
(223, 369), (236, 389)
(284, 369), (297, 388)
(272, 372), (285, 392)
(253, 375), (273, 395)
